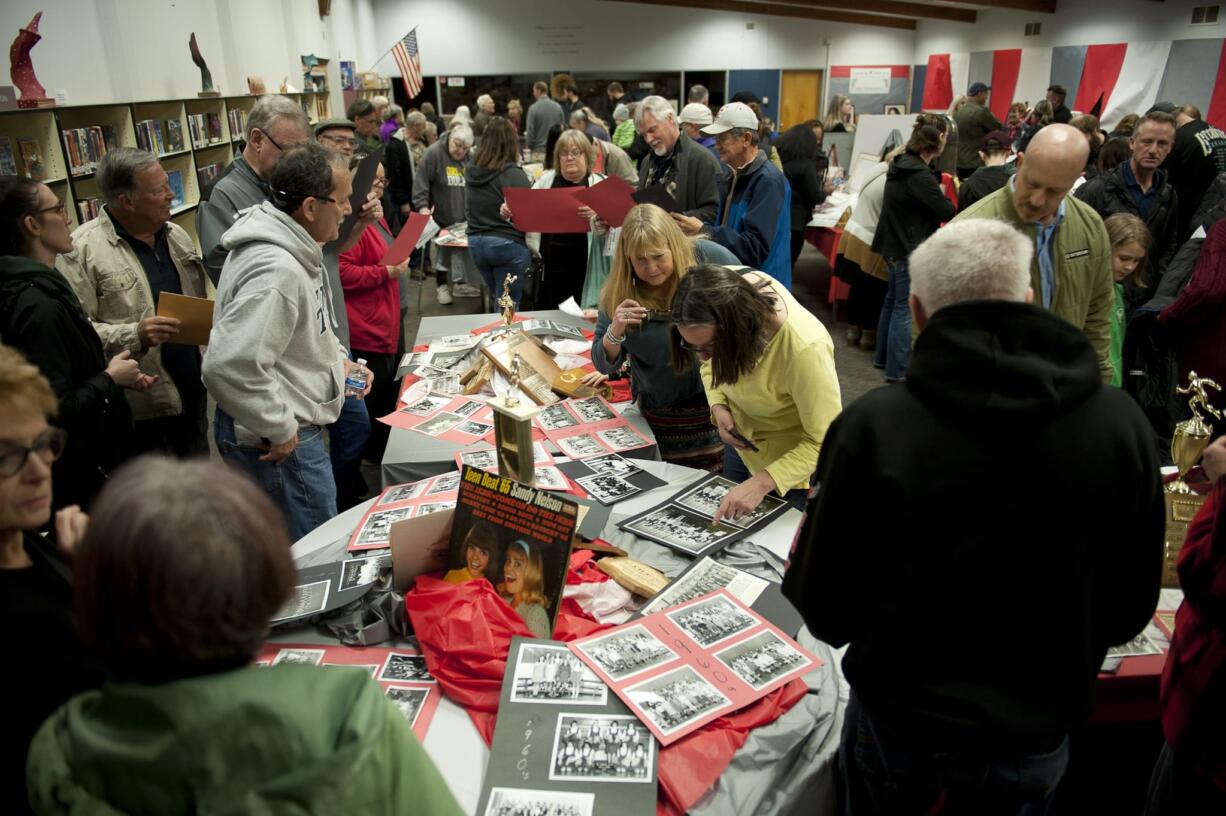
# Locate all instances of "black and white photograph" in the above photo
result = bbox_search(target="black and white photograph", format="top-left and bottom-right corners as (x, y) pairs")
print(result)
(402, 393), (450, 417)
(323, 663), (379, 676)
(271, 647), (326, 667)
(424, 370), (461, 395)
(534, 466), (570, 491)
(1107, 631), (1164, 658)
(418, 501), (456, 515)
(622, 505), (739, 555)
(667, 595), (759, 648)
(576, 625), (679, 682)
(455, 419), (494, 437)
(674, 476), (736, 518)
(339, 555), (386, 590)
(453, 400), (486, 418)
(428, 472), (462, 494)
(355, 506), (416, 547)
(537, 403), (581, 431)
(549, 714), (654, 783)
(400, 351), (426, 369)
(425, 348), (470, 370)
(640, 558), (770, 616)
(271, 579), (330, 622)
(714, 629), (811, 690)
(378, 652), (436, 683)
(624, 666), (731, 736)
(596, 426), (648, 452)
(510, 643), (607, 705)
(385, 685), (431, 726)
(580, 452), (642, 479)
(570, 396), (617, 423)
(723, 493), (789, 529)
(436, 333), (479, 348)
(417, 411), (464, 436)
(378, 481), (426, 506)
(549, 321), (586, 340)
(484, 788), (594, 816)
(576, 472), (640, 505)
(556, 433), (605, 459)
(460, 449), (499, 470)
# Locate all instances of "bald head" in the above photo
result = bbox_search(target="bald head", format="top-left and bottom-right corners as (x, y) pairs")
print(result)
(1013, 124), (1089, 225)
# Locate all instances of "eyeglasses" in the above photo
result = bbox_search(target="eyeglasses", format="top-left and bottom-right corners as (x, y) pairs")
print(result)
(31, 202), (67, 218)
(0, 428), (66, 478)
(559, 150), (585, 160)
(678, 339), (715, 354)
(319, 133), (359, 148)
(274, 188), (338, 205)
(257, 129), (287, 151)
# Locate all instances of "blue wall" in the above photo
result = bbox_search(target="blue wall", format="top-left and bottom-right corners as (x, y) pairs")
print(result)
(728, 69), (782, 125)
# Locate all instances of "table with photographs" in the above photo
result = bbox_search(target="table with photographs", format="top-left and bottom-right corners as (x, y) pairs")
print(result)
(381, 309), (659, 488)
(288, 457), (845, 816)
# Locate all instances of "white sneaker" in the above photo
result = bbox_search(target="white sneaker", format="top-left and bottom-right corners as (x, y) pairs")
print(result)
(436, 285), (453, 305)
(453, 284), (483, 298)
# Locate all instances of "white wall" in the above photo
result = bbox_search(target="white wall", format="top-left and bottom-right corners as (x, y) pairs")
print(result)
(366, 0), (914, 76)
(914, 0), (1224, 61)
(0, 0), (377, 107)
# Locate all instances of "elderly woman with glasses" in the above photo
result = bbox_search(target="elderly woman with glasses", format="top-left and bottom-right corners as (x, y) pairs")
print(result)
(0, 176), (151, 512)
(0, 342), (105, 816)
(669, 264), (841, 522)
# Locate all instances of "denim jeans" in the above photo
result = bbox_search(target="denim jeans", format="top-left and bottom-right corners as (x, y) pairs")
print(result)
(328, 394), (370, 511)
(214, 407), (337, 541)
(722, 444), (810, 510)
(874, 258), (912, 381)
(841, 692), (1069, 816)
(468, 233), (529, 307)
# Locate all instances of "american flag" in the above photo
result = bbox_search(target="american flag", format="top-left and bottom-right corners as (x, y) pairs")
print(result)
(391, 28), (423, 100)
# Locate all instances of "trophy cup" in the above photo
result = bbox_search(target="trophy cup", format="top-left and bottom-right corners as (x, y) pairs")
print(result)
(1162, 371), (1221, 585)
(491, 352), (538, 484)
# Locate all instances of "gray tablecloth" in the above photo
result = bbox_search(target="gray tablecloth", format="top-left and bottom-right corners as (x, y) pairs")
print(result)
(381, 309), (658, 488)
(289, 458), (843, 815)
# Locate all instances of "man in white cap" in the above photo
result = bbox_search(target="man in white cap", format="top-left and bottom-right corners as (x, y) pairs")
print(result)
(635, 95), (721, 223)
(675, 102), (793, 288)
(679, 102), (718, 159)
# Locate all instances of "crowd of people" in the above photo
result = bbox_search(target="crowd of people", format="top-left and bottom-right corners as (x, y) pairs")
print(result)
(1, 72), (1226, 815)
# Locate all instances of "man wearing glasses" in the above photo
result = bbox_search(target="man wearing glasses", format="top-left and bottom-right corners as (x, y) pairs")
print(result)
(203, 142), (371, 541)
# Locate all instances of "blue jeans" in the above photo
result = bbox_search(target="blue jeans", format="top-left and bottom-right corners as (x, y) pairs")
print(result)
(468, 233), (528, 307)
(214, 408), (336, 541)
(841, 692), (1069, 816)
(874, 258), (912, 381)
(722, 444), (810, 510)
(328, 394), (370, 511)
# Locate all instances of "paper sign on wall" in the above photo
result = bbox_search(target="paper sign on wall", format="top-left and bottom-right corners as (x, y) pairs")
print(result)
(849, 68), (892, 94)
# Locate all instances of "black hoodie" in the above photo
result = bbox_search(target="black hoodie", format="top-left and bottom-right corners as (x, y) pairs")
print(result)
(464, 163), (531, 244)
(783, 300), (1164, 753)
(872, 151), (956, 261)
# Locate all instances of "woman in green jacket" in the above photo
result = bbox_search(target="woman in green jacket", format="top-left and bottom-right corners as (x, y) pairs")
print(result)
(1104, 213), (1150, 387)
(27, 457), (463, 816)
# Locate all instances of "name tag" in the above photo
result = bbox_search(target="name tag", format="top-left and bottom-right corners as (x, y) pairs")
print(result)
(1065, 248), (1090, 261)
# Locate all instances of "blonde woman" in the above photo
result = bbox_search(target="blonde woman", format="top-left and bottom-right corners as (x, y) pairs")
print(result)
(1104, 213), (1150, 387)
(500, 540), (550, 638)
(592, 204), (737, 469)
(824, 94), (856, 133)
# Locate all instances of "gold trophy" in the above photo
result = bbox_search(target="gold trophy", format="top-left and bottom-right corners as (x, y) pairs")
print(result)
(1162, 371), (1221, 585)
(491, 351), (538, 484)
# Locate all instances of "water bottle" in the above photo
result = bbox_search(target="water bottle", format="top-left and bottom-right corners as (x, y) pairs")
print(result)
(345, 358), (369, 398)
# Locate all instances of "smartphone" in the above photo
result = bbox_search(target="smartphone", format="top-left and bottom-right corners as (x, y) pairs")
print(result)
(729, 429), (759, 452)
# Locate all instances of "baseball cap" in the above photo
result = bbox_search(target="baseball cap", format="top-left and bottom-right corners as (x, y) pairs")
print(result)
(314, 118), (357, 137)
(679, 103), (714, 127)
(702, 102), (759, 135)
(731, 90), (762, 106)
(968, 82), (991, 96)
(980, 130), (1011, 152)
(1147, 101), (1178, 114)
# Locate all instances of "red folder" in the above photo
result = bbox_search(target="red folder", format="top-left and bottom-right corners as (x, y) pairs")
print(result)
(379, 211), (432, 266)
(503, 186), (590, 233)
(572, 175), (637, 227)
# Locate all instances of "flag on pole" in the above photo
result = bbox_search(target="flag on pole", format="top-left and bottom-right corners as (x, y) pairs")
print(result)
(392, 28), (423, 100)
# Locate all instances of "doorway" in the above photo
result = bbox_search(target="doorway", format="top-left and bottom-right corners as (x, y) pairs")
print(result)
(780, 70), (823, 130)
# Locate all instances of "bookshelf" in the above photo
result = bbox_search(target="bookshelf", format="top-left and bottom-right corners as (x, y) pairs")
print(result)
(0, 91), (329, 242)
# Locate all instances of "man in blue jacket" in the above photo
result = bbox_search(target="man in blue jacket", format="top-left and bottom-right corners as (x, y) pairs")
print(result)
(675, 102), (792, 288)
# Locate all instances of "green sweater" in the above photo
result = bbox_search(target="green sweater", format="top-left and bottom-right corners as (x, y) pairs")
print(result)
(27, 664), (463, 815)
(954, 186), (1116, 383)
(612, 119), (636, 150)
(1110, 282), (1125, 388)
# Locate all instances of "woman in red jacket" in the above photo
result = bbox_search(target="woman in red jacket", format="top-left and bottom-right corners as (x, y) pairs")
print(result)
(339, 162), (409, 460)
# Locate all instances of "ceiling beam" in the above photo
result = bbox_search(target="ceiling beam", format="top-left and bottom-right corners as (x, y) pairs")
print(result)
(764, 0), (976, 23)
(933, 0), (1057, 13)
(601, 0), (918, 30)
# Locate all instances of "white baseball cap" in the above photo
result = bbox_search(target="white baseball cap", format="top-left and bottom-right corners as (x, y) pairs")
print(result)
(701, 101), (759, 135)
(678, 103), (713, 127)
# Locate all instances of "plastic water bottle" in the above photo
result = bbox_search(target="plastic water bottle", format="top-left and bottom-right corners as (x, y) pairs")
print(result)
(345, 358), (369, 398)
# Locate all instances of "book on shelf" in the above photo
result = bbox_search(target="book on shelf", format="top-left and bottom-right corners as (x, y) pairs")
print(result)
(76, 196), (103, 223)
(62, 125), (116, 176)
(135, 119), (167, 155)
(18, 139), (46, 180)
(164, 119), (185, 152)
(0, 136), (16, 175)
(228, 108), (248, 141)
(168, 170), (185, 209)
(340, 60), (356, 91)
(196, 162), (222, 190)
(206, 112), (223, 142)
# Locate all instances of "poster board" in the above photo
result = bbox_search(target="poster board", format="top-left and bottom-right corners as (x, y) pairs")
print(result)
(848, 114), (918, 166)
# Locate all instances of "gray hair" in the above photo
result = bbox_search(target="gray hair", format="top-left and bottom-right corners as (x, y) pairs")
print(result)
(448, 122), (473, 147)
(383, 103), (403, 123)
(246, 94), (310, 142)
(370, 95), (389, 109)
(477, 94), (493, 108)
(725, 127), (759, 146)
(405, 110), (427, 130)
(613, 104), (629, 122)
(910, 220), (1032, 317)
(96, 147), (160, 206)
(635, 95), (676, 128)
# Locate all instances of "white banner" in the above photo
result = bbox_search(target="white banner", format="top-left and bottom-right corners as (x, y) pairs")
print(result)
(850, 68), (892, 95)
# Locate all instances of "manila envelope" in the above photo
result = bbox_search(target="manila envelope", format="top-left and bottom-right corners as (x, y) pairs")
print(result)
(390, 508), (454, 592)
(156, 292), (213, 345)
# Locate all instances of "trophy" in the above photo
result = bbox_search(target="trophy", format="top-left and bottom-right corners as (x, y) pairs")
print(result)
(1162, 371), (1221, 585)
(490, 351), (538, 484)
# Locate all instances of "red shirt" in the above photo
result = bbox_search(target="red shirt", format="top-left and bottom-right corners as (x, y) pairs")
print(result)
(338, 219), (401, 354)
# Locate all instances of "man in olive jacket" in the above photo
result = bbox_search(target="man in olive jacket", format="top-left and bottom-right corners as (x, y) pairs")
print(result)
(954, 82), (1004, 180)
(955, 124), (1116, 383)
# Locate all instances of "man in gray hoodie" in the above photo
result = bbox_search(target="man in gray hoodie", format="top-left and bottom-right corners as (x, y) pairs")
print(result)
(203, 142), (371, 540)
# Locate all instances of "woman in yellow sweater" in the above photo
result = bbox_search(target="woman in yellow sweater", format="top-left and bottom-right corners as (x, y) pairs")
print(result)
(669, 264), (841, 523)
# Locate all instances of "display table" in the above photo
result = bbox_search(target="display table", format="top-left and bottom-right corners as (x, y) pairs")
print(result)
(286, 458), (844, 816)
(381, 309), (659, 488)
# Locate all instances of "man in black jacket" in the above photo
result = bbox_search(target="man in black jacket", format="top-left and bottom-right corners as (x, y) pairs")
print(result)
(1165, 104), (1226, 241)
(957, 130), (1015, 212)
(1076, 111), (1180, 287)
(783, 218), (1164, 814)
(1047, 84), (1072, 124)
(635, 95), (720, 223)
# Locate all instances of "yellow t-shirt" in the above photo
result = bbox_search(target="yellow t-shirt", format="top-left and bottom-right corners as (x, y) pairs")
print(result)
(701, 275), (842, 493)
(443, 567), (478, 585)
